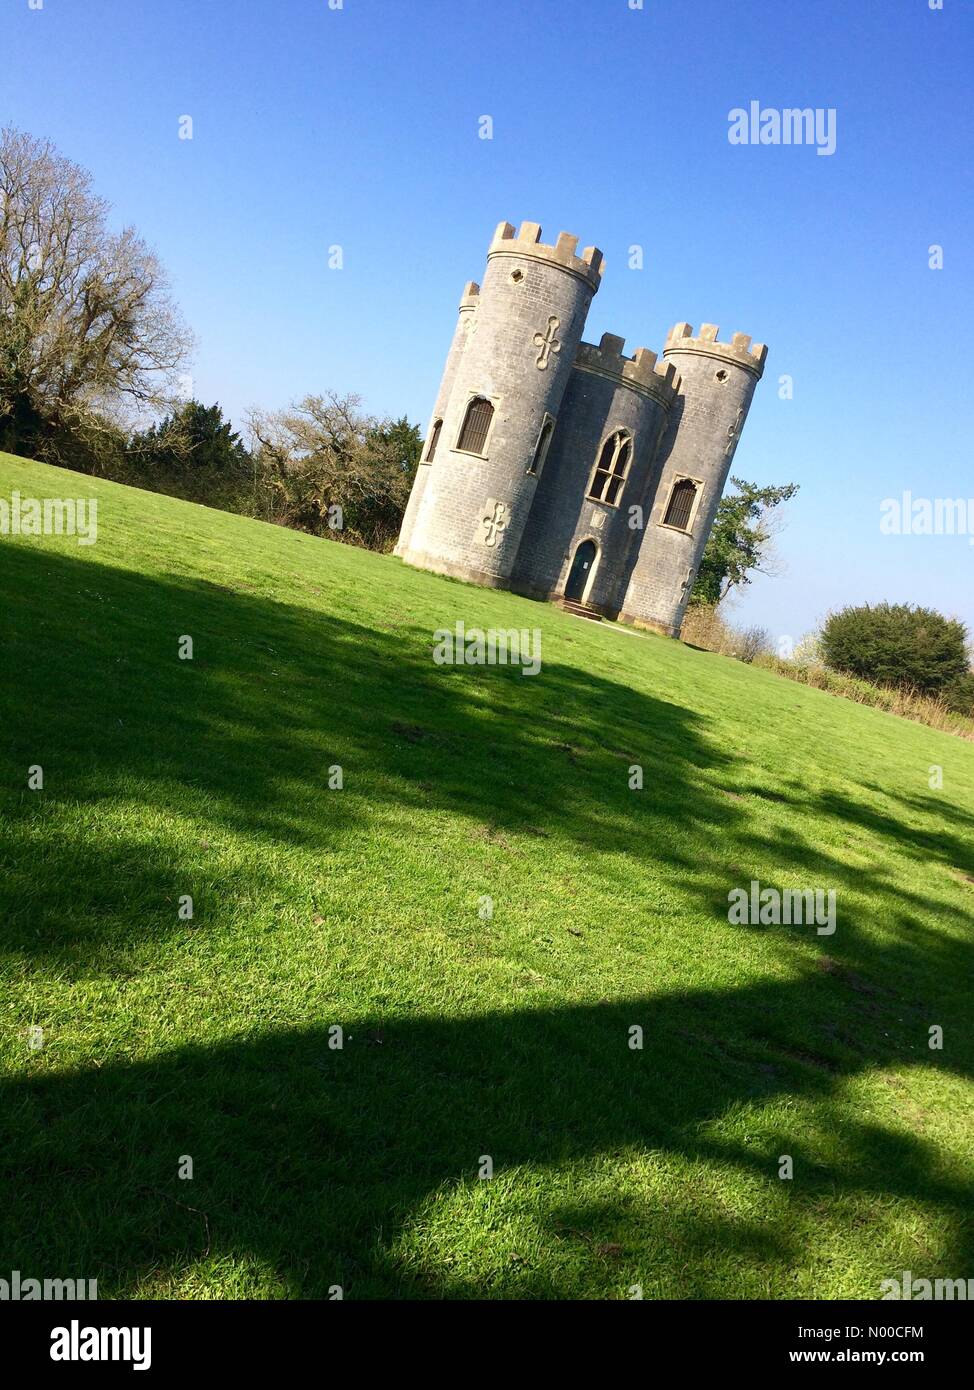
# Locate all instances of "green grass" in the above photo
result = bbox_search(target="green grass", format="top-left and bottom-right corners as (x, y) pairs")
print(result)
(1, 449), (972, 1300)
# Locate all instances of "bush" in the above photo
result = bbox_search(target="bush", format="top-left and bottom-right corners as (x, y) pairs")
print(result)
(820, 602), (969, 696)
(736, 626), (774, 664)
(943, 672), (974, 716)
(679, 606), (772, 664)
(682, 608), (974, 741)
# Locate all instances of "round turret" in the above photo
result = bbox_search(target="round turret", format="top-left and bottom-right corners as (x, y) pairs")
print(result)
(619, 323), (767, 635)
(396, 281), (479, 559)
(405, 220), (603, 587)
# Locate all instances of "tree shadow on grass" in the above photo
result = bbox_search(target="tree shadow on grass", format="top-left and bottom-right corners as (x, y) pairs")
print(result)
(1, 967), (971, 1298)
(0, 541), (740, 964)
(1, 540), (972, 1296)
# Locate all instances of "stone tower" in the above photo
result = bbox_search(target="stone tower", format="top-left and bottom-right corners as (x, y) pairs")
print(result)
(394, 280), (480, 560)
(395, 220), (768, 638)
(619, 324), (767, 634)
(402, 220), (604, 586)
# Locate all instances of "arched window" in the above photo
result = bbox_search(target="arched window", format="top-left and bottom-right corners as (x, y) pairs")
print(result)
(587, 430), (632, 505)
(663, 478), (698, 531)
(456, 396), (494, 455)
(424, 419), (443, 462)
(528, 414), (555, 475)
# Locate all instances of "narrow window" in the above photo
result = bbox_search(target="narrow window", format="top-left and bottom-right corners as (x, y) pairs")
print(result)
(528, 414), (554, 475)
(663, 478), (697, 531)
(425, 418), (443, 462)
(456, 396), (494, 455)
(587, 430), (632, 505)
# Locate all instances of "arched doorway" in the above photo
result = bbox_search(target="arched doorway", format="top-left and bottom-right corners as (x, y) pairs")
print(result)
(564, 539), (598, 602)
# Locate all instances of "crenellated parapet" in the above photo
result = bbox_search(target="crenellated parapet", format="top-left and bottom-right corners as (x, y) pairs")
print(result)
(664, 322), (767, 377)
(487, 220), (604, 294)
(574, 332), (681, 408)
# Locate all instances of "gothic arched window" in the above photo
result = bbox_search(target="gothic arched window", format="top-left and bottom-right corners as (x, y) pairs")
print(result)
(528, 414), (555, 475)
(425, 418), (443, 461)
(456, 396), (494, 455)
(663, 477), (698, 531)
(587, 430), (632, 506)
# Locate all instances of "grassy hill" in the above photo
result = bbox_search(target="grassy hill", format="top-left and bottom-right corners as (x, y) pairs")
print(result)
(1, 449), (972, 1299)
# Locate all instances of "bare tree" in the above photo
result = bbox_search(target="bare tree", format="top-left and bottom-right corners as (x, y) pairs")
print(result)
(247, 392), (420, 548)
(0, 126), (193, 456)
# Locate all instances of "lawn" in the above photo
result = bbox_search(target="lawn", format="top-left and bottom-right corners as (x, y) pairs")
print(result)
(1, 450), (972, 1300)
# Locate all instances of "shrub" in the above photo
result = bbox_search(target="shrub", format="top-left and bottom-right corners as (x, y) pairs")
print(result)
(680, 607), (772, 664)
(943, 672), (974, 716)
(820, 602), (969, 695)
(736, 626), (774, 664)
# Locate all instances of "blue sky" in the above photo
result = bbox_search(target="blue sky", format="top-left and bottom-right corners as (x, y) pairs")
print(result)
(3, 0), (971, 641)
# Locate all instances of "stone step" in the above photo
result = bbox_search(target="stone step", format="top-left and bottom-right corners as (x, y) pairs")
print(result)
(557, 598), (603, 622)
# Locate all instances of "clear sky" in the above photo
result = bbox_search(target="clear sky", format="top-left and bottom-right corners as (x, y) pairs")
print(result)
(3, 0), (971, 643)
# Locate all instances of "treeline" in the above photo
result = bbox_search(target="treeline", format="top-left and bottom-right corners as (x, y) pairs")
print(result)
(0, 125), (420, 551)
(37, 395), (423, 552)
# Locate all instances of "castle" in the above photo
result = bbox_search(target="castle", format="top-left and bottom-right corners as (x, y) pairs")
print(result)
(395, 220), (768, 635)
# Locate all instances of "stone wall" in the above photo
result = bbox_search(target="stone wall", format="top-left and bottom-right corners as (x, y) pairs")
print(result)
(511, 334), (678, 614)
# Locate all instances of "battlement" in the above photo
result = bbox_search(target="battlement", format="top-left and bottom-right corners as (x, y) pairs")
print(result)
(459, 281), (480, 311)
(488, 220), (604, 293)
(574, 331), (680, 406)
(664, 322), (767, 378)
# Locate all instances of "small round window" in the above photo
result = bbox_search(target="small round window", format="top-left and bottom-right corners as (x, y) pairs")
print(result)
(715, 369), (728, 382)
(511, 269), (524, 284)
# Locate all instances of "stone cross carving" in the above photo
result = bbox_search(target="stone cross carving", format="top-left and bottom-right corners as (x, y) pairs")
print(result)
(725, 406), (745, 458)
(533, 316), (561, 370)
(480, 499), (508, 548)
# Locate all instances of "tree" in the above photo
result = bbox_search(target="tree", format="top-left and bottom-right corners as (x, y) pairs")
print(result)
(367, 414), (423, 479)
(820, 602), (970, 695)
(248, 392), (421, 549)
(0, 126), (192, 460)
(126, 400), (251, 505)
(690, 477), (800, 607)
